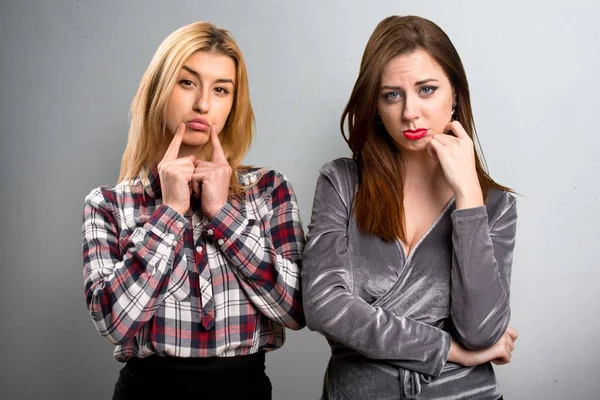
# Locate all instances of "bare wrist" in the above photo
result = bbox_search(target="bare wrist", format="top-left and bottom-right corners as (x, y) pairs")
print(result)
(204, 202), (226, 220)
(448, 340), (463, 363)
(164, 202), (187, 216)
(455, 184), (484, 209)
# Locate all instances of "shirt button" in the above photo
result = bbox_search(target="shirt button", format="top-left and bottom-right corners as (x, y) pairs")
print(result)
(176, 221), (184, 228)
(168, 233), (175, 240)
(207, 229), (214, 236)
(196, 246), (203, 253)
(217, 239), (224, 246)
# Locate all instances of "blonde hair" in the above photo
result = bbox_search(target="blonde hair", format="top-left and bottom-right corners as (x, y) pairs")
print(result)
(119, 21), (254, 198)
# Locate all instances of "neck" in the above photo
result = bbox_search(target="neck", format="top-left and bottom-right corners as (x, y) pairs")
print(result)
(402, 151), (446, 191)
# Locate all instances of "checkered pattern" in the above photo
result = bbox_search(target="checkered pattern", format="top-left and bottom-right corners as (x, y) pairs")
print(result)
(82, 165), (305, 361)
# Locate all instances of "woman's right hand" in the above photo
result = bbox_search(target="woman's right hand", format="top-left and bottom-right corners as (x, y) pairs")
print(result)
(158, 123), (195, 216)
(448, 326), (519, 367)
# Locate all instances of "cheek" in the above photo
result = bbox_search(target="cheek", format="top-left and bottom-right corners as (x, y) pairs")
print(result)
(164, 103), (179, 133)
(165, 91), (185, 123)
(426, 100), (452, 129)
(379, 115), (405, 146)
(215, 97), (234, 124)
(438, 97), (453, 115)
(378, 106), (402, 129)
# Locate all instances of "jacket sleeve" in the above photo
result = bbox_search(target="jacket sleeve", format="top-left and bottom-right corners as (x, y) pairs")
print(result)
(449, 193), (517, 349)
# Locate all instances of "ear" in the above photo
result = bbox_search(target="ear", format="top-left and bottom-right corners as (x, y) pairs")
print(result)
(374, 109), (383, 125)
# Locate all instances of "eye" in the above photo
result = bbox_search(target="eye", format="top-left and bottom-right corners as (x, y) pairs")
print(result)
(419, 86), (438, 95)
(214, 86), (230, 95)
(179, 79), (194, 87)
(384, 91), (401, 102)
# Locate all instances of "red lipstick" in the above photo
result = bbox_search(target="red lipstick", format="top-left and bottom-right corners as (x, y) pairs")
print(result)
(187, 118), (210, 131)
(403, 128), (428, 140)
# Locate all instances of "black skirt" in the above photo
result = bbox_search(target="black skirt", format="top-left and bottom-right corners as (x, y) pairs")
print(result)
(113, 351), (271, 400)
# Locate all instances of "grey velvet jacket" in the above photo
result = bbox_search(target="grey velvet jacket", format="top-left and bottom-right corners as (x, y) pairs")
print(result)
(301, 158), (517, 400)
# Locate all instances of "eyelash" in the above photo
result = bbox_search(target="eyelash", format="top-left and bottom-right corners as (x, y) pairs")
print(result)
(179, 80), (229, 95)
(384, 92), (401, 101)
(420, 85), (438, 95)
(383, 86), (439, 102)
(180, 79), (195, 87)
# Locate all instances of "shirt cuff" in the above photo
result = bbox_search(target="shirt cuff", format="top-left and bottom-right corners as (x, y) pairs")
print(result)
(451, 205), (487, 221)
(203, 202), (248, 250)
(144, 204), (189, 247)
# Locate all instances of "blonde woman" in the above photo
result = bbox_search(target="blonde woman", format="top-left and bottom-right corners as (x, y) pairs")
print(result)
(81, 22), (305, 399)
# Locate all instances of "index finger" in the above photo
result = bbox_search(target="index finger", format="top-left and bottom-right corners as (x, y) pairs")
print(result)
(445, 121), (468, 139)
(506, 326), (519, 341)
(210, 124), (228, 164)
(163, 122), (186, 161)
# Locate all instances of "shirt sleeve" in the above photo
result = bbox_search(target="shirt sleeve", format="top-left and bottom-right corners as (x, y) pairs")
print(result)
(81, 187), (188, 345)
(202, 172), (305, 330)
(301, 165), (450, 377)
(449, 193), (517, 349)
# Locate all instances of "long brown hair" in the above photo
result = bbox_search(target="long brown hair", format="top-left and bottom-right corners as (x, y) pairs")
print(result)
(341, 15), (512, 241)
(119, 21), (254, 198)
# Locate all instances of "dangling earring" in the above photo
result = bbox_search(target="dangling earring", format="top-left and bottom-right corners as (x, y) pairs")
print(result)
(375, 112), (383, 125)
(451, 100), (457, 121)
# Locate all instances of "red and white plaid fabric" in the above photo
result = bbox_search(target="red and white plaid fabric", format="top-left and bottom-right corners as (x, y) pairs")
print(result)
(82, 164), (305, 361)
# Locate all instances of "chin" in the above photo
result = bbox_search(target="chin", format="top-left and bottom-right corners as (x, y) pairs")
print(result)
(182, 133), (210, 147)
(402, 144), (429, 153)
(393, 135), (432, 153)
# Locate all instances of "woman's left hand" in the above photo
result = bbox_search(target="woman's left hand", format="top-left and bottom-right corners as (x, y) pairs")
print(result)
(427, 121), (484, 209)
(448, 326), (519, 367)
(191, 125), (232, 219)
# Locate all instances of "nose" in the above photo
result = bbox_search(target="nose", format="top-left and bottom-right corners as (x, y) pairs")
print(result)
(193, 88), (210, 114)
(402, 95), (420, 122)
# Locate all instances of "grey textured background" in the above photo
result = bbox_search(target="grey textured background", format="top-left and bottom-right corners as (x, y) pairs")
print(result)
(1, 1), (599, 399)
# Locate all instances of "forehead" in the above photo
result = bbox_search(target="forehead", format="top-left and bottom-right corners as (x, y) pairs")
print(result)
(381, 49), (446, 84)
(182, 51), (236, 79)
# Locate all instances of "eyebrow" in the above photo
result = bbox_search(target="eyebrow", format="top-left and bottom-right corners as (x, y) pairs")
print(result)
(380, 78), (439, 90)
(182, 65), (235, 85)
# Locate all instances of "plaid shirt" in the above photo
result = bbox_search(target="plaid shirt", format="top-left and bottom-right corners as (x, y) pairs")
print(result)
(82, 165), (305, 361)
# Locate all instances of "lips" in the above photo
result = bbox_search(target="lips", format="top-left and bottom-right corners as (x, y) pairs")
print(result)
(186, 118), (210, 131)
(403, 128), (428, 141)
